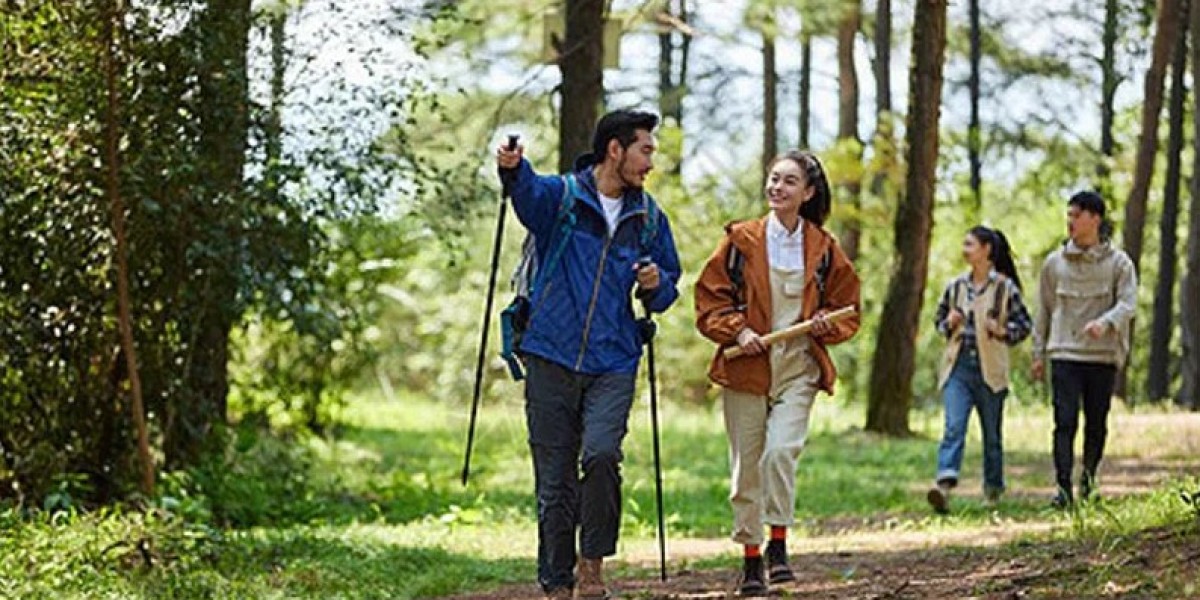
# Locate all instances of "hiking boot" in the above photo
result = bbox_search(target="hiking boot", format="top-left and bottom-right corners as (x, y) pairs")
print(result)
(738, 556), (768, 597)
(1079, 473), (1097, 503)
(927, 483), (951, 515)
(575, 557), (609, 600)
(1051, 489), (1074, 510)
(543, 588), (572, 600)
(983, 488), (1003, 508)
(765, 540), (796, 584)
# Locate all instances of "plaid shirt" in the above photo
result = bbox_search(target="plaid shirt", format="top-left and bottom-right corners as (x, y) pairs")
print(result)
(935, 271), (1033, 350)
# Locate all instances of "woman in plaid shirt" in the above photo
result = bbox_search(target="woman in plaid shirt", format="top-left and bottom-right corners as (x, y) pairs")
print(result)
(927, 226), (1033, 514)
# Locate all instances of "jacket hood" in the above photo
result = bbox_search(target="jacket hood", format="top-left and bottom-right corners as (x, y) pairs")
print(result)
(1063, 239), (1114, 261)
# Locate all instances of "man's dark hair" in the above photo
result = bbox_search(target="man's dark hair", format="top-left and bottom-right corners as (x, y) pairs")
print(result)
(1068, 190), (1106, 217)
(591, 109), (660, 164)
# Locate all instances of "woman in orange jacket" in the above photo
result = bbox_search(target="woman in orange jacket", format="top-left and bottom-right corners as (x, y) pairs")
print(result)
(695, 150), (861, 596)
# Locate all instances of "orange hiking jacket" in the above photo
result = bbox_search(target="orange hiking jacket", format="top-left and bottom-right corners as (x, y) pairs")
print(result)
(694, 217), (862, 396)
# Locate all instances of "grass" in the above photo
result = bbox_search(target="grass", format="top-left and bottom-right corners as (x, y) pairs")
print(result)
(0, 391), (1196, 598)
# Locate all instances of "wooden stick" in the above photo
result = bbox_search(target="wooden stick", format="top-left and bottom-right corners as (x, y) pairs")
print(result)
(723, 306), (857, 359)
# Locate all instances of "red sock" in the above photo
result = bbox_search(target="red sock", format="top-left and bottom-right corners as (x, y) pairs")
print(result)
(770, 526), (787, 542)
(744, 544), (761, 558)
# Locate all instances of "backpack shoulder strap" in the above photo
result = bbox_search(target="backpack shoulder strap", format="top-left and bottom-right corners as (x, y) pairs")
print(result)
(815, 244), (834, 308)
(638, 192), (660, 254)
(725, 242), (746, 310)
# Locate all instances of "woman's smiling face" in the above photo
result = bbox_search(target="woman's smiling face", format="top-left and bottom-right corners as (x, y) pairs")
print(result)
(765, 158), (814, 216)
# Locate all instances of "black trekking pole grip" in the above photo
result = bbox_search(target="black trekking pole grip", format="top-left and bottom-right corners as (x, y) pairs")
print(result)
(462, 134), (521, 487)
(637, 257), (668, 582)
(498, 134), (520, 198)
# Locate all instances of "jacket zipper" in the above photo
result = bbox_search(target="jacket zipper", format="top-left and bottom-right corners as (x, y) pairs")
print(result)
(573, 207), (647, 371)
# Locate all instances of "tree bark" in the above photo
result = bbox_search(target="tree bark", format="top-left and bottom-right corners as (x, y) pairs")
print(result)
(870, 0), (893, 198)
(169, 0), (252, 468)
(1120, 0), (1183, 401)
(866, 0), (949, 436)
(763, 27), (778, 178)
(800, 34), (812, 148)
(102, 0), (154, 496)
(1125, 0), (1182, 274)
(968, 0), (982, 213)
(558, 0), (605, 172)
(1148, 0), (1188, 402)
(657, 0), (687, 126)
(1181, 0), (1200, 409)
(838, 0), (862, 261)
(1099, 0), (1120, 196)
(265, 6), (286, 204)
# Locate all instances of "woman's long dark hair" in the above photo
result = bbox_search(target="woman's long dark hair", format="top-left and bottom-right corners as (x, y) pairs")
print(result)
(968, 226), (1022, 291)
(771, 150), (831, 226)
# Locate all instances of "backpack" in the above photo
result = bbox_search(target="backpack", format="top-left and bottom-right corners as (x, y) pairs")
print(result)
(725, 238), (834, 313)
(498, 174), (661, 380)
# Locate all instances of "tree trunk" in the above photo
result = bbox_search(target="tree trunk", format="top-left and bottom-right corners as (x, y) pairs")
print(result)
(657, 0), (687, 125)
(169, 0), (252, 468)
(1181, 0), (1200, 410)
(968, 0), (982, 213)
(1148, 0), (1188, 402)
(1120, 0), (1183, 401)
(558, 0), (605, 172)
(866, 0), (949, 436)
(1125, 0), (1182, 274)
(265, 6), (286, 204)
(870, 0), (893, 198)
(800, 34), (812, 148)
(102, 0), (154, 496)
(838, 0), (862, 261)
(1099, 0), (1120, 196)
(763, 27), (778, 178)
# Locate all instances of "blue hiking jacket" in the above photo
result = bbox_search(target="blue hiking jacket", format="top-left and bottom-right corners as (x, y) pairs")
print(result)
(509, 156), (682, 375)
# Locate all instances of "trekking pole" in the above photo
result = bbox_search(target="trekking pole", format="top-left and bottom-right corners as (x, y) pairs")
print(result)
(637, 258), (668, 582)
(462, 133), (520, 487)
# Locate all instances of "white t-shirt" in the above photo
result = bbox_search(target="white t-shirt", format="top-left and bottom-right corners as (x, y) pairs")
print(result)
(599, 193), (623, 236)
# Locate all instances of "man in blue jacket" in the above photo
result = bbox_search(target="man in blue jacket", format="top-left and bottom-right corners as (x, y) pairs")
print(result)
(495, 110), (682, 599)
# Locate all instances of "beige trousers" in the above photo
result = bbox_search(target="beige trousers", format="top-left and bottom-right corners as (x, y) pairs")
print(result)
(722, 265), (821, 546)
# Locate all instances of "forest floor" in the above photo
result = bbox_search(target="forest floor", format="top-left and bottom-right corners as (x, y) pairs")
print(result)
(2, 397), (1198, 599)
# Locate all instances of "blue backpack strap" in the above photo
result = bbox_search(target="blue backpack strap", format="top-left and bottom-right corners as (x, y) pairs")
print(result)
(529, 174), (576, 296)
(638, 192), (660, 256)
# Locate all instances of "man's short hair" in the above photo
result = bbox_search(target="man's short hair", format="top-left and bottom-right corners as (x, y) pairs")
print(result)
(1068, 190), (1106, 218)
(591, 109), (660, 164)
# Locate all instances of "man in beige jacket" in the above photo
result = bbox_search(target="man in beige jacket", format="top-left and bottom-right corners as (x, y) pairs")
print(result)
(1032, 191), (1138, 507)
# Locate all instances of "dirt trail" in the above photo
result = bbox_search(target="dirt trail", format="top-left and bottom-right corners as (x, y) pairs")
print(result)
(447, 412), (1200, 599)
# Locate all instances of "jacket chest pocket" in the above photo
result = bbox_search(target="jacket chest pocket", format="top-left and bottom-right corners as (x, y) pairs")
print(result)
(1055, 282), (1112, 328)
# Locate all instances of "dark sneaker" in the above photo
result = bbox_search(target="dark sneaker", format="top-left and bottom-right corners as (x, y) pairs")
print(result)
(1080, 473), (1097, 503)
(738, 556), (768, 597)
(765, 540), (796, 584)
(983, 488), (1003, 508)
(543, 588), (572, 600)
(1051, 490), (1074, 510)
(927, 485), (951, 515)
(575, 557), (610, 599)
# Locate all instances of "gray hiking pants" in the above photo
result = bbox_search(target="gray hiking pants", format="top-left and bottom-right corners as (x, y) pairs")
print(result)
(524, 354), (636, 593)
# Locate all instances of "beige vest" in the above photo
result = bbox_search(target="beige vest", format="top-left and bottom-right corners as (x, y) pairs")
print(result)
(937, 276), (1012, 393)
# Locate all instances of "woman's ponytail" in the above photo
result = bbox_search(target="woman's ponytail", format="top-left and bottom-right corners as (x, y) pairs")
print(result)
(969, 226), (1023, 291)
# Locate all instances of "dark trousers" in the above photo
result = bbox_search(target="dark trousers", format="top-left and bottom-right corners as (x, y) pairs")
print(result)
(524, 355), (636, 592)
(1051, 359), (1117, 495)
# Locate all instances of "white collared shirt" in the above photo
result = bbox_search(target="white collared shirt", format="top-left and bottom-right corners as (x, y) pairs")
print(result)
(766, 212), (805, 272)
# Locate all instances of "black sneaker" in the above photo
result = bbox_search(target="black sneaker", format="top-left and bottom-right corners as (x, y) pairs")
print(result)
(738, 556), (768, 597)
(1080, 473), (1097, 502)
(1051, 490), (1074, 510)
(766, 540), (796, 584)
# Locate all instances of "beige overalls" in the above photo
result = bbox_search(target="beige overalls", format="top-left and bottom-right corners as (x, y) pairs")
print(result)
(722, 258), (823, 546)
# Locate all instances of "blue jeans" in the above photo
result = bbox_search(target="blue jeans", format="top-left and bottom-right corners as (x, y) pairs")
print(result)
(935, 351), (1007, 493)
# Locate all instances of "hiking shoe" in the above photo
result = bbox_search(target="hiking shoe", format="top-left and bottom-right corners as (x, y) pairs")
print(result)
(927, 484), (951, 515)
(543, 588), (572, 600)
(738, 556), (768, 597)
(1051, 490), (1074, 510)
(765, 540), (796, 584)
(1079, 474), (1097, 503)
(983, 488), (1003, 508)
(575, 557), (610, 600)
